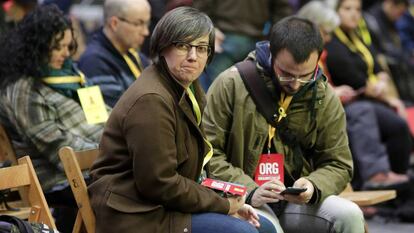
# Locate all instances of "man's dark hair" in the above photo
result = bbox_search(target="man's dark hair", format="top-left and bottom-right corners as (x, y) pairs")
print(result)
(150, 6), (215, 64)
(269, 16), (323, 64)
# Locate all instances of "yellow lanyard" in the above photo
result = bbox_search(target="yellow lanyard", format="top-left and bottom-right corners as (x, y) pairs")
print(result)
(186, 88), (213, 169)
(357, 18), (372, 46)
(122, 49), (143, 79)
(268, 92), (293, 150)
(42, 70), (87, 86)
(335, 28), (378, 83)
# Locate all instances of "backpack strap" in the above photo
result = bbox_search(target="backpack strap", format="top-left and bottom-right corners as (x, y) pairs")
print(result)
(235, 60), (279, 128)
(0, 215), (35, 233)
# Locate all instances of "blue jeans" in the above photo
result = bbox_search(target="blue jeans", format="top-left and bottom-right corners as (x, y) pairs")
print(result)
(191, 213), (276, 233)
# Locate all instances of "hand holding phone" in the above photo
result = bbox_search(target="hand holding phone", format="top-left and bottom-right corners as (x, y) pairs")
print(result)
(280, 187), (307, 195)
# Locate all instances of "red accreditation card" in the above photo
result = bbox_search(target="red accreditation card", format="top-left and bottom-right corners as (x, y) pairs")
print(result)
(254, 153), (284, 186)
(201, 178), (247, 196)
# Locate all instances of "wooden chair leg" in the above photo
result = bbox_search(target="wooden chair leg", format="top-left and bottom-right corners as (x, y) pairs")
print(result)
(72, 211), (83, 233)
(364, 221), (369, 233)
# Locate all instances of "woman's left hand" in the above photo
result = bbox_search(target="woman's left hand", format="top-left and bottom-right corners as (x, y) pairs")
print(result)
(387, 97), (407, 119)
(232, 204), (260, 228)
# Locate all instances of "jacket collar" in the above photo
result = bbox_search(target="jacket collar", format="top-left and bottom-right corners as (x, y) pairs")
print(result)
(155, 58), (207, 129)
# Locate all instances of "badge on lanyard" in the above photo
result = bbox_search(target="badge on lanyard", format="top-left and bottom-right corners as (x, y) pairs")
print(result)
(77, 85), (108, 124)
(254, 153), (284, 186)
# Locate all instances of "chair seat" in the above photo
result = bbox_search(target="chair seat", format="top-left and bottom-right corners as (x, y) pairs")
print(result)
(340, 190), (396, 206)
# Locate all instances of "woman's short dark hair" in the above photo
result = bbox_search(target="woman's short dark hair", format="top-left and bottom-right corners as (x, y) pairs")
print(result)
(0, 4), (75, 88)
(149, 7), (215, 64)
(269, 16), (323, 64)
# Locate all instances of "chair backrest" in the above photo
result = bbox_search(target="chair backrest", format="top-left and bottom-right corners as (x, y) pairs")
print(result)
(0, 124), (17, 164)
(58, 146), (98, 233)
(0, 156), (56, 229)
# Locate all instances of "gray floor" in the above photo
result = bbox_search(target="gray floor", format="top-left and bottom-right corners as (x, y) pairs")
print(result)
(367, 217), (414, 233)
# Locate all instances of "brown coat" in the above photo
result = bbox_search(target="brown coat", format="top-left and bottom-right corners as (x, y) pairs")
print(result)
(88, 61), (229, 233)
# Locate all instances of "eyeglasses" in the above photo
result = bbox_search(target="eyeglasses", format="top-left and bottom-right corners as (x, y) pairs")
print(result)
(172, 41), (211, 57)
(275, 63), (318, 84)
(117, 16), (150, 28)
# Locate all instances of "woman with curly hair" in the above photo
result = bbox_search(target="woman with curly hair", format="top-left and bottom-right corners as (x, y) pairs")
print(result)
(0, 4), (104, 232)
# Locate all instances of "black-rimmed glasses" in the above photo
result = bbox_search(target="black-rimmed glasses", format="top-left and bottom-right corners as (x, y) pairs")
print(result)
(172, 41), (211, 57)
(117, 17), (150, 28)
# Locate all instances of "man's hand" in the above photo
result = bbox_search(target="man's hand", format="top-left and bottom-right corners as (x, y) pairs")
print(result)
(232, 204), (260, 228)
(282, 178), (314, 204)
(251, 178), (285, 207)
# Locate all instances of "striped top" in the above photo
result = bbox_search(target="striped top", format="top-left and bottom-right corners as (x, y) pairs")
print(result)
(0, 77), (105, 191)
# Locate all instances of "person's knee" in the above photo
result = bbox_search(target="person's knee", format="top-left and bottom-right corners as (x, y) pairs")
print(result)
(258, 215), (278, 233)
(330, 197), (364, 232)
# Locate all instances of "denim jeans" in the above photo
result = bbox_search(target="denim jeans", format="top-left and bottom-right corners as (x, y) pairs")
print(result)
(192, 213), (277, 233)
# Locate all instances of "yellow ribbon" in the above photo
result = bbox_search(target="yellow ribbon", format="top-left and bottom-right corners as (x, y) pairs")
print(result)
(122, 48), (143, 79)
(42, 70), (87, 85)
(268, 92), (293, 151)
(335, 28), (378, 83)
(357, 18), (372, 46)
(186, 87), (213, 170)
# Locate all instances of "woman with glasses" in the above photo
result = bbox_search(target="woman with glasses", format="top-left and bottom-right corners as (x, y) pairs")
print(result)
(88, 7), (277, 233)
(326, 0), (412, 191)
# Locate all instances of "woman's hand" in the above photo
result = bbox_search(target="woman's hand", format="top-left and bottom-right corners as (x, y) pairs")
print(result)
(387, 97), (407, 119)
(365, 72), (389, 99)
(227, 195), (245, 215)
(334, 85), (357, 104)
(232, 204), (260, 228)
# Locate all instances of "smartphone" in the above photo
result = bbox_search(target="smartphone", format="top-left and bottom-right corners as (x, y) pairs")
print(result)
(280, 187), (307, 195)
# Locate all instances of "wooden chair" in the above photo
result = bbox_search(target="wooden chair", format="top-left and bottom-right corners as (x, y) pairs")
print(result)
(0, 124), (29, 206)
(58, 146), (99, 233)
(0, 156), (56, 229)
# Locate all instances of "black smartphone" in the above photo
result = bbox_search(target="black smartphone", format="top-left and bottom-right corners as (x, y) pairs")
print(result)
(280, 187), (307, 195)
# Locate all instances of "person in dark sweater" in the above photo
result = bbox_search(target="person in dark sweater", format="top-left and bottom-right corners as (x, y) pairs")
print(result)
(362, 0), (414, 102)
(326, 0), (412, 190)
(78, 0), (151, 107)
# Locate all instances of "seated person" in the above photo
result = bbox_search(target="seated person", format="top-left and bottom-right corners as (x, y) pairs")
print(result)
(203, 16), (365, 233)
(396, 1), (414, 65)
(78, 0), (151, 107)
(0, 5), (105, 232)
(88, 7), (277, 233)
(362, 0), (414, 103)
(299, 0), (410, 191)
(326, 0), (412, 189)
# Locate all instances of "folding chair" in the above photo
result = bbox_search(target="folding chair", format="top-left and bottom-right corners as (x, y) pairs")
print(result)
(0, 156), (56, 229)
(58, 146), (98, 233)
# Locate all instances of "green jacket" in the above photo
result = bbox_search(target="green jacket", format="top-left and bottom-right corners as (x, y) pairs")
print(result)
(203, 50), (353, 204)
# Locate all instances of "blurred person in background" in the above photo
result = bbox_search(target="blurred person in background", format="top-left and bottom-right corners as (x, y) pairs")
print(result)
(397, 0), (414, 65)
(78, 0), (151, 107)
(361, 0), (414, 103)
(326, 0), (412, 192)
(0, 5), (105, 232)
(0, 0), (37, 32)
(193, 0), (292, 91)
